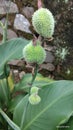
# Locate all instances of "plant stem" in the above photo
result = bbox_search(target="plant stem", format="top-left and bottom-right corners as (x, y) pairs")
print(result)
(31, 64), (39, 85)
(2, 13), (8, 43)
(2, 0), (11, 43)
(0, 108), (20, 130)
(29, 63), (39, 95)
(28, 64), (39, 97)
(20, 64), (39, 129)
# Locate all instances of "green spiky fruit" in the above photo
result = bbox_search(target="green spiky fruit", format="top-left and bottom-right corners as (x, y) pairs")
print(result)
(32, 8), (55, 38)
(29, 94), (41, 105)
(30, 86), (39, 94)
(23, 40), (46, 64)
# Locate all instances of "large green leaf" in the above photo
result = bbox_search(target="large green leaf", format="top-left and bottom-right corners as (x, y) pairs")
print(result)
(0, 38), (30, 75)
(13, 80), (73, 130)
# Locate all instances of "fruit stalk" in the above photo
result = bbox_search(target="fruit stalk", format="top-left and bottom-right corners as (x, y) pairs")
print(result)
(31, 63), (38, 85)
(38, 0), (42, 9)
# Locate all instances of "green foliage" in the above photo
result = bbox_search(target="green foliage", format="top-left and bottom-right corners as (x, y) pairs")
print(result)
(23, 40), (46, 64)
(9, 94), (25, 113)
(0, 78), (9, 106)
(0, 36), (30, 129)
(59, 116), (73, 130)
(0, 108), (20, 130)
(0, 3), (73, 130)
(0, 38), (30, 76)
(32, 8), (55, 38)
(13, 80), (73, 130)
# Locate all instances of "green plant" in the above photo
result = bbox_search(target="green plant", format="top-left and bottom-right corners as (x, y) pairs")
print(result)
(55, 47), (69, 62)
(0, 0), (11, 43)
(0, 1), (73, 130)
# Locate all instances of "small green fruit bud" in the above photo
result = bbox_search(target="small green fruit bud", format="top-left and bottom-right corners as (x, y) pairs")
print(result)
(30, 87), (39, 94)
(32, 8), (55, 38)
(29, 94), (41, 105)
(23, 40), (46, 64)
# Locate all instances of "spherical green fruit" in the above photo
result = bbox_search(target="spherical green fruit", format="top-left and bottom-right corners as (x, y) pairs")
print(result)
(30, 87), (39, 94)
(29, 94), (41, 105)
(23, 40), (46, 64)
(32, 8), (55, 38)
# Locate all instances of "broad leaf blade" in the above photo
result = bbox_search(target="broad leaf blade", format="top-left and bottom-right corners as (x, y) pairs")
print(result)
(13, 80), (73, 130)
(0, 38), (30, 75)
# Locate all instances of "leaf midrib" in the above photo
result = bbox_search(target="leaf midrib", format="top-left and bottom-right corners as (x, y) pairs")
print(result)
(23, 87), (73, 130)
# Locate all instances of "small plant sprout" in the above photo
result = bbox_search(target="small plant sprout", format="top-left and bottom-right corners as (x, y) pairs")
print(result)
(55, 47), (69, 61)
(32, 8), (55, 38)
